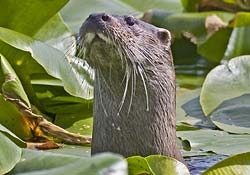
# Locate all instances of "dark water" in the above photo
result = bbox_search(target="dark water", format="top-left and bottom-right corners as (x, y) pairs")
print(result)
(185, 155), (228, 175)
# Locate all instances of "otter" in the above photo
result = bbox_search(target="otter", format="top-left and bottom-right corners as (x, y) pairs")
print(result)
(77, 13), (185, 164)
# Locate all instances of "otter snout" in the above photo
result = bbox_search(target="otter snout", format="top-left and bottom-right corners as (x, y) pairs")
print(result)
(87, 13), (112, 22)
(80, 13), (113, 34)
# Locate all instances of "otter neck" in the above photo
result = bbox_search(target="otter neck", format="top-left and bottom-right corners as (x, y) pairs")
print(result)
(91, 61), (185, 163)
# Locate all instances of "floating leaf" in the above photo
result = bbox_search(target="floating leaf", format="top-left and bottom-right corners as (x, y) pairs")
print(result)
(210, 94), (250, 134)
(127, 155), (189, 175)
(0, 124), (26, 148)
(0, 132), (21, 175)
(10, 150), (127, 175)
(146, 155), (190, 175)
(178, 130), (250, 155)
(127, 156), (154, 175)
(201, 55), (250, 115)
(202, 152), (250, 175)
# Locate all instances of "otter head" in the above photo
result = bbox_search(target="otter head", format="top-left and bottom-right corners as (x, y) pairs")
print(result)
(77, 13), (172, 72)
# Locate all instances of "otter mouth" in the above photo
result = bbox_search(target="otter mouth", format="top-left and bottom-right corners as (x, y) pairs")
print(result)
(83, 32), (112, 46)
(80, 32), (113, 58)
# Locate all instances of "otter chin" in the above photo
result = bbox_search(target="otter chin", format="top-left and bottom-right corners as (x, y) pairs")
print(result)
(77, 13), (185, 164)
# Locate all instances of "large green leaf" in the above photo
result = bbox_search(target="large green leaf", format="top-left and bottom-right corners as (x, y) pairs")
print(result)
(34, 14), (75, 56)
(176, 88), (215, 128)
(0, 0), (87, 115)
(122, 0), (183, 12)
(202, 152), (250, 175)
(210, 94), (250, 134)
(178, 130), (250, 155)
(0, 94), (33, 140)
(61, 0), (181, 33)
(222, 12), (250, 60)
(0, 27), (93, 99)
(45, 145), (91, 158)
(0, 124), (26, 148)
(10, 150), (127, 175)
(55, 116), (93, 136)
(147, 11), (233, 41)
(0, 0), (68, 35)
(127, 156), (154, 175)
(146, 155), (190, 175)
(198, 28), (232, 63)
(1, 54), (30, 107)
(0, 132), (21, 175)
(223, 27), (250, 60)
(200, 55), (250, 115)
(127, 155), (189, 175)
(60, 0), (138, 33)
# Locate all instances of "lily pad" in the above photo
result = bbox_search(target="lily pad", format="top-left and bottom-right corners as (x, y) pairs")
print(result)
(0, 124), (26, 148)
(176, 88), (215, 128)
(210, 94), (250, 134)
(127, 156), (154, 175)
(45, 145), (91, 158)
(178, 129), (250, 155)
(200, 55), (250, 115)
(10, 150), (127, 175)
(146, 155), (190, 175)
(202, 152), (250, 175)
(127, 155), (190, 175)
(0, 132), (21, 175)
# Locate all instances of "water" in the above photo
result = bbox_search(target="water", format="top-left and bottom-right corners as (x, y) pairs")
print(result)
(185, 155), (228, 175)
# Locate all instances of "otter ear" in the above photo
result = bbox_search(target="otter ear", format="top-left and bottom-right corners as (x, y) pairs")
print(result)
(157, 28), (171, 47)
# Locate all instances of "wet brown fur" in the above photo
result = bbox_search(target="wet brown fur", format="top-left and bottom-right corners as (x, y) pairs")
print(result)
(77, 13), (185, 164)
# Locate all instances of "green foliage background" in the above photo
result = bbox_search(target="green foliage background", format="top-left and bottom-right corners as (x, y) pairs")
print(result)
(1, 0), (250, 174)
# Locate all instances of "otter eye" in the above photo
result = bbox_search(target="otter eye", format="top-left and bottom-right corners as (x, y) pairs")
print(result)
(125, 16), (135, 26)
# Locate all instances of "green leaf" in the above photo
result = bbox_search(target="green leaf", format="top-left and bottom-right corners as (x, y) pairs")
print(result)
(127, 155), (190, 175)
(0, 124), (26, 148)
(178, 130), (250, 155)
(223, 27), (250, 60)
(55, 116), (93, 136)
(0, 132), (21, 175)
(230, 12), (250, 27)
(200, 55), (250, 115)
(181, 0), (200, 12)
(34, 14), (76, 56)
(0, 0), (68, 35)
(60, 0), (138, 33)
(0, 94), (33, 140)
(146, 155), (190, 175)
(148, 11), (233, 41)
(127, 156), (154, 175)
(210, 94), (250, 134)
(10, 150), (127, 175)
(0, 0), (78, 113)
(176, 88), (215, 128)
(45, 145), (91, 158)
(121, 0), (183, 12)
(198, 28), (232, 63)
(0, 27), (93, 99)
(202, 152), (250, 175)
(1, 54), (30, 107)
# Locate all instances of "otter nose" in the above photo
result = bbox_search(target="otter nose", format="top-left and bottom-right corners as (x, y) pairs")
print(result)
(88, 13), (111, 22)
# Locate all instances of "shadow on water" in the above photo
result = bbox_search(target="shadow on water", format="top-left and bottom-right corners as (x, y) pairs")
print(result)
(185, 155), (228, 175)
